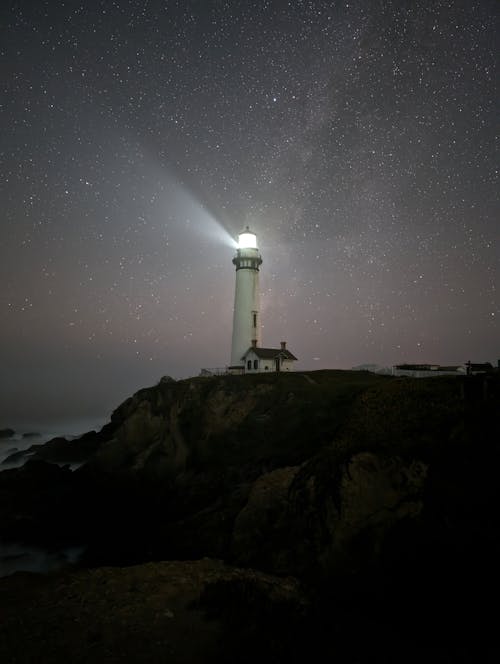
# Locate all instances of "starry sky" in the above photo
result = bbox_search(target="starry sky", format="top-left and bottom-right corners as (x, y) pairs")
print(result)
(1, 0), (498, 428)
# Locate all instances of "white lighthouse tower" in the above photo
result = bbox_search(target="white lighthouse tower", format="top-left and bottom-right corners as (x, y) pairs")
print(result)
(229, 226), (262, 369)
(226, 227), (298, 375)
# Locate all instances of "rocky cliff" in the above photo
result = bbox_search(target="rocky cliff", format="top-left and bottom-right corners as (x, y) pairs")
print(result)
(1, 370), (499, 662)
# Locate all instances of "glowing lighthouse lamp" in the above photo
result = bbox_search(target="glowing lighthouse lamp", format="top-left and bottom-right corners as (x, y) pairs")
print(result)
(237, 228), (258, 249)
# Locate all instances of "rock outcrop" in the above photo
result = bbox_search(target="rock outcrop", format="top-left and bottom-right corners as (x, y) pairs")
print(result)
(231, 452), (428, 576)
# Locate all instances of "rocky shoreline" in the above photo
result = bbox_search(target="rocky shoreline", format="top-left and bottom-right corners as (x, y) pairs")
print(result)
(1, 370), (499, 661)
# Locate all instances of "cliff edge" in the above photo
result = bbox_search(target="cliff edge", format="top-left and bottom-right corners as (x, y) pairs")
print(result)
(1, 370), (499, 661)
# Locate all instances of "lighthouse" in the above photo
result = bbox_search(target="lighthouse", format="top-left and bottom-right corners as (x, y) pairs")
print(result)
(227, 227), (298, 374)
(230, 226), (262, 368)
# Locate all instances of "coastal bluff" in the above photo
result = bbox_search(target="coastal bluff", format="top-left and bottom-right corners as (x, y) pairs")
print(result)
(1, 370), (499, 662)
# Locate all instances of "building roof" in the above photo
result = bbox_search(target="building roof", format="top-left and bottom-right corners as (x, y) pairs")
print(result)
(241, 347), (298, 361)
(393, 364), (460, 372)
(393, 362), (497, 374)
(466, 362), (493, 372)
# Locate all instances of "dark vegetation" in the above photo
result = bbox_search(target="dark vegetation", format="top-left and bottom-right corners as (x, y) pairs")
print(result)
(0, 370), (499, 662)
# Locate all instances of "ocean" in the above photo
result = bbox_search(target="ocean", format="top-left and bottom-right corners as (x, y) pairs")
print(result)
(0, 417), (106, 576)
(0, 417), (107, 469)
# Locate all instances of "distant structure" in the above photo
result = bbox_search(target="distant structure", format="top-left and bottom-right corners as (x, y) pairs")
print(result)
(392, 364), (462, 378)
(351, 364), (392, 375)
(464, 361), (495, 375)
(228, 227), (297, 374)
(392, 362), (494, 378)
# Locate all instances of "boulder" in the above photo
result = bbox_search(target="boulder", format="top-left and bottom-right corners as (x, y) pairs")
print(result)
(159, 375), (176, 384)
(0, 460), (82, 545)
(1, 449), (34, 464)
(31, 431), (104, 463)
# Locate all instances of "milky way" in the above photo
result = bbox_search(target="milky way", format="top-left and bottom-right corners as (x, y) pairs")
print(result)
(1, 0), (498, 426)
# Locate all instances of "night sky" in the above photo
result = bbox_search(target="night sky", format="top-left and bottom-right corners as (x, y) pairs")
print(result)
(1, 0), (498, 428)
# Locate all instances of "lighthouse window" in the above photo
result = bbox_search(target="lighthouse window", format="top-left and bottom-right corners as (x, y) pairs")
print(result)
(253, 360), (258, 370)
(247, 360), (252, 370)
(253, 313), (257, 327)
